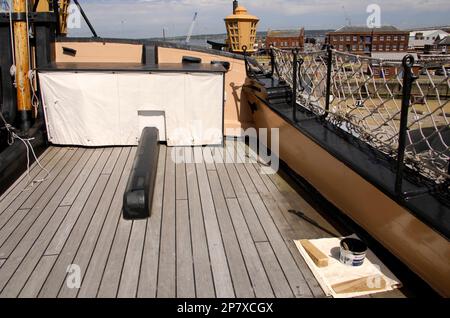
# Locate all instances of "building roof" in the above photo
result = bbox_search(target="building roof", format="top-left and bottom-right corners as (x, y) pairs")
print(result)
(267, 29), (304, 38)
(409, 30), (449, 38)
(331, 25), (405, 34)
(371, 52), (418, 61)
(438, 36), (450, 45)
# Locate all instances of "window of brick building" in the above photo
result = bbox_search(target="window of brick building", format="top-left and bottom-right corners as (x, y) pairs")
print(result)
(380, 36), (384, 41)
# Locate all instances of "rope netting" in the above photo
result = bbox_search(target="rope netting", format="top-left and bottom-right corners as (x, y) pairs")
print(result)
(272, 47), (450, 183)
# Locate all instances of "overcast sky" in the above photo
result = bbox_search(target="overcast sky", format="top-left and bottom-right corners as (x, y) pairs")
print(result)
(67, 0), (450, 38)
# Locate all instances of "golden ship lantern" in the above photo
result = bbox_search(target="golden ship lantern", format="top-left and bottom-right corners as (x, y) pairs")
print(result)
(224, 1), (259, 53)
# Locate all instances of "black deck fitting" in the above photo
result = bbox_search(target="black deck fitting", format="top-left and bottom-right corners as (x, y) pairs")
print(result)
(123, 127), (160, 220)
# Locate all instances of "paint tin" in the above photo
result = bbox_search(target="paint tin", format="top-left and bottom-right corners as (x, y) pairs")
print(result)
(339, 237), (367, 266)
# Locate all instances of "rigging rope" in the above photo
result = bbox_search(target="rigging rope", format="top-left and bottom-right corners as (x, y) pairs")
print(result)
(0, 112), (50, 192)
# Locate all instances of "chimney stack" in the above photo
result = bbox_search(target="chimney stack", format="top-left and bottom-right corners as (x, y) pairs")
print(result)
(233, 0), (238, 14)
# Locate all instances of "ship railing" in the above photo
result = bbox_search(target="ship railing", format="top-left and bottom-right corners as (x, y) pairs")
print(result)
(268, 47), (450, 198)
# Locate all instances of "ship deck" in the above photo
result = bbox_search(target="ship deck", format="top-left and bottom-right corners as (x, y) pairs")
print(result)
(0, 140), (406, 298)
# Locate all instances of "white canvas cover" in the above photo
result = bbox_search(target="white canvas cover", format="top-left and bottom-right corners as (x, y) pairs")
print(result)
(39, 71), (224, 146)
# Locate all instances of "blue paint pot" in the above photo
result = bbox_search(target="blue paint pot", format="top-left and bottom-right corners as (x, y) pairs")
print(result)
(339, 238), (367, 266)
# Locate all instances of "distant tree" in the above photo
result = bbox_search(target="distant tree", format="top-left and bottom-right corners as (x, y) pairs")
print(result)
(305, 37), (317, 44)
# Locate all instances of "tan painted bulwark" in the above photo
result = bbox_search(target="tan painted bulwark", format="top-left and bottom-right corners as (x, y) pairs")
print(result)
(252, 101), (450, 297)
(55, 42), (143, 63)
(158, 47), (254, 135)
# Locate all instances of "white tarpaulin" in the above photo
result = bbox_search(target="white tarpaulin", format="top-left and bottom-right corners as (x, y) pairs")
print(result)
(39, 71), (224, 146)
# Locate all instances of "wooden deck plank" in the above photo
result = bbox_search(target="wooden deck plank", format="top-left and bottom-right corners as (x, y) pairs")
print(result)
(44, 149), (111, 255)
(0, 143), (412, 299)
(238, 157), (297, 240)
(0, 147), (56, 204)
(175, 147), (188, 200)
(226, 198), (274, 298)
(38, 175), (111, 297)
(0, 209), (29, 248)
(176, 199), (195, 298)
(219, 146), (267, 243)
(78, 148), (136, 298)
(208, 170), (254, 298)
(20, 149), (76, 210)
(96, 212), (133, 298)
(0, 206), (70, 297)
(0, 148), (69, 229)
(101, 148), (124, 175)
(58, 148), (130, 298)
(184, 147), (215, 298)
(227, 142), (313, 297)
(38, 149), (117, 297)
(196, 153), (235, 298)
(137, 146), (166, 298)
(117, 219), (147, 298)
(256, 242), (294, 298)
(59, 149), (117, 207)
(248, 191), (312, 297)
(285, 241), (326, 298)
(209, 148), (236, 199)
(0, 149), (85, 259)
(157, 148), (177, 298)
(202, 147), (216, 171)
(18, 255), (58, 298)
(0, 150), (94, 295)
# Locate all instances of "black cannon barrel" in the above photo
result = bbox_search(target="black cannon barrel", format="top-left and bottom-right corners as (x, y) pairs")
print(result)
(123, 127), (160, 220)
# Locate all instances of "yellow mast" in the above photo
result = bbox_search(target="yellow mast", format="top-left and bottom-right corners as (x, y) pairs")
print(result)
(13, 0), (32, 127)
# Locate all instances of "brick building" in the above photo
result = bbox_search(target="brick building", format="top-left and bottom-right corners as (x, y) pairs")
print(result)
(265, 28), (305, 50)
(327, 26), (409, 55)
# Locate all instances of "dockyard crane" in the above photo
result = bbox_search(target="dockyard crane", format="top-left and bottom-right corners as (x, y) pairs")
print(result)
(185, 12), (198, 44)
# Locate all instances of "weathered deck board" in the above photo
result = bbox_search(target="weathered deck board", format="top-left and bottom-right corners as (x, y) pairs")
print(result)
(226, 198), (274, 298)
(208, 170), (254, 298)
(184, 147), (215, 298)
(78, 148), (136, 298)
(118, 219), (147, 298)
(18, 255), (58, 298)
(0, 147), (56, 205)
(137, 147), (165, 298)
(157, 148), (176, 298)
(175, 199), (195, 298)
(0, 148), (69, 231)
(39, 149), (118, 297)
(0, 143), (407, 298)
(59, 148), (130, 298)
(196, 155), (235, 298)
